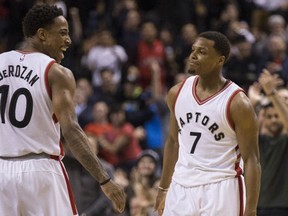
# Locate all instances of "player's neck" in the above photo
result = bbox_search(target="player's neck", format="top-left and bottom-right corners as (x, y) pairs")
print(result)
(197, 76), (226, 91)
(20, 39), (41, 53)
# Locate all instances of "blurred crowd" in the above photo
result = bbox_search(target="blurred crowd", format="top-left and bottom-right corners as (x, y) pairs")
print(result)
(2, 0), (288, 215)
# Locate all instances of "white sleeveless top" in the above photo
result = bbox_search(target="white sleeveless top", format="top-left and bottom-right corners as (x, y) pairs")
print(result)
(173, 75), (244, 187)
(0, 50), (63, 157)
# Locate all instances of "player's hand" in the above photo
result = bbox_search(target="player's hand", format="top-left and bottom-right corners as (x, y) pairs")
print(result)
(155, 190), (167, 216)
(100, 179), (126, 213)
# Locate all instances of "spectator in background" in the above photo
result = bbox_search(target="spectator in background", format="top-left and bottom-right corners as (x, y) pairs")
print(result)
(223, 34), (260, 92)
(74, 78), (95, 128)
(113, 0), (139, 32)
(159, 26), (180, 88)
(127, 149), (161, 216)
(252, 14), (288, 71)
(84, 101), (112, 146)
(97, 104), (142, 173)
(93, 68), (122, 107)
(120, 65), (154, 129)
(174, 23), (198, 73)
(267, 14), (287, 41)
(251, 0), (288, 29)
(256, 69), (288, 216)
(119, 64), (167, 154)
(137, 21), (166, 89)
(75, 31), (99, 80)
(260, 34), (288, 85)
(216, 1), (240, 35)
(81, 30), (128, 87)
(142, 59), (168, 158)
(118, 9), (142, 65)
(83, 0), (114, 36)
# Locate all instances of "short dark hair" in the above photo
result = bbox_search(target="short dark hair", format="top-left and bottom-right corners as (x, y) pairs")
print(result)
(198, 31), (231, 62)
(22, 4), (63, 38)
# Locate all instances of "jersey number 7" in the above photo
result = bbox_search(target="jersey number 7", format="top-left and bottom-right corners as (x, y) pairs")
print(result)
(190, 132), (201, 154)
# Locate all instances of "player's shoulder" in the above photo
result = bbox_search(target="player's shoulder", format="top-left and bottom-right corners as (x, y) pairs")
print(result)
(50, 63), (73, 77)
(230, 90), (254, 114)
(48, 63), (75, 84)
(166, 80), (186, 109)
(167, 81), (184, 99)
(168, 75), (194, 96)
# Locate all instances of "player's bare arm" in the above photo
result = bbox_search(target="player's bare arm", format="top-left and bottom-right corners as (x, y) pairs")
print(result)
(155, 83), (181, 215)
(49, 63), (125, 212)
(230, 92), (261, 216)
(49, 63), (109, 181)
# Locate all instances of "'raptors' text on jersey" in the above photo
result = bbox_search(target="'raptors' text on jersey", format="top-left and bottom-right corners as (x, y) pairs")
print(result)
(0, 51), (63, 157)
(172, 75), (244, 187)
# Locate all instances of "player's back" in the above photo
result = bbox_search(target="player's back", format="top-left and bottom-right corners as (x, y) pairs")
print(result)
(0, 50), (62, 157)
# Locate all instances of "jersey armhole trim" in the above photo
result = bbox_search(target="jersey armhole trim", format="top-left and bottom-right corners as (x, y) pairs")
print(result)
(44, 60), (56, 100)
(173, 78), (187, 111)
(226, 89), (244, 130)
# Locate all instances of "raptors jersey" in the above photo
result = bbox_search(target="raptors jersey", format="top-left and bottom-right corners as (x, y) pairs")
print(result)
(173, 75), (244, 187)
(0, 51), (63, 157)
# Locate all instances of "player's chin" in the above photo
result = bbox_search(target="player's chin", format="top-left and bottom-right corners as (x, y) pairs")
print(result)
(187, 68), (196, 75)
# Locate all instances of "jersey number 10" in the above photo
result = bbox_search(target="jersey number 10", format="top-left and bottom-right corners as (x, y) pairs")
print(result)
(0, 85), (33, 128)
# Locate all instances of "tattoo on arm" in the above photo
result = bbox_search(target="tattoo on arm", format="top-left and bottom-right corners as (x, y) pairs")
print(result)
(63, 122), (109, 182)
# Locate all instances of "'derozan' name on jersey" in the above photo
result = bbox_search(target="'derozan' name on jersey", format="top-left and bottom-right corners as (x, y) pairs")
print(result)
(0, 64), (39, 86)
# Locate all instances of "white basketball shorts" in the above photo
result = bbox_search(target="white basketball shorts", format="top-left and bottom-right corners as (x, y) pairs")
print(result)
(163, 176), (245, 216)
(0, 157), (78, 216)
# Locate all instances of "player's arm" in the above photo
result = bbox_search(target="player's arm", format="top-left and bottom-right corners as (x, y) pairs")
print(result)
(158, 84), (180, 189)
(48, 64), (125, 212)
(155, 83), (181, 215)
(49, 63), (109, 182)
(230, 92), (261, 216)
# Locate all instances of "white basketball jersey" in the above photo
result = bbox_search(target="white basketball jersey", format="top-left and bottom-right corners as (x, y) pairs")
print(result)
(173, 75), (244, 187)
(0, 51), (63, 157)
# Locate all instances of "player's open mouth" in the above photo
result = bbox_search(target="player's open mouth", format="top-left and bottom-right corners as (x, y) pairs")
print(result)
(59, 47), (68, 59)
(61, 47), (68, 52)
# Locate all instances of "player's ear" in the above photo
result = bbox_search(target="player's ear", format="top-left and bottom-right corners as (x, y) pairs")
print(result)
(37, 28), (47, 41)
(218, 56), (225, 66)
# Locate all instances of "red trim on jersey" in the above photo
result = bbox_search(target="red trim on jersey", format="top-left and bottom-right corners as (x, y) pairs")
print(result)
(44, 60), (56, 100)
(52, 113), (58, 123)
(237, 176), (244, 216)
(59, 161), (78, 215)
(235, 145), (243, 176)
(45, 61), (58, 123)
(59, 139), (65, 157)
(226, 89), (244, 130)
(173, 78), (187, 111)
(235, 161), (243, 176)
(192, 76), (233, 105)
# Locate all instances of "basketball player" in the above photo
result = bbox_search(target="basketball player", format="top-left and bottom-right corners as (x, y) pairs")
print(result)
(0, 4), (125, 215)
(155, 31), (261, 215)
